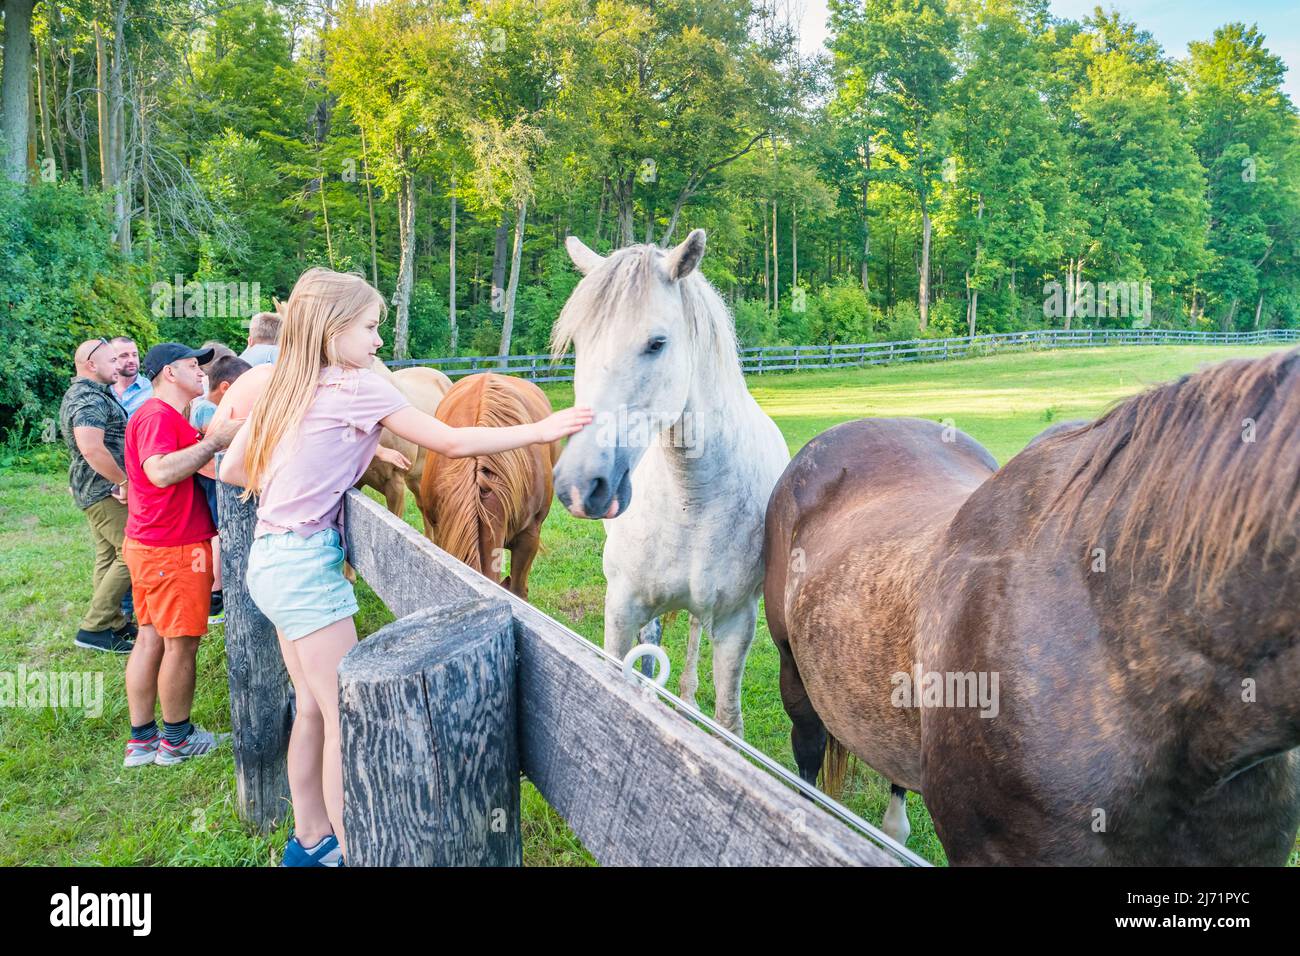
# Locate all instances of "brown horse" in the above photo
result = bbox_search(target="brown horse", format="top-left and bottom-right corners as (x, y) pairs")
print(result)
(418, 373), (560, 599)
(357, 364), (453, 536)
(765, 349), (1300, 864)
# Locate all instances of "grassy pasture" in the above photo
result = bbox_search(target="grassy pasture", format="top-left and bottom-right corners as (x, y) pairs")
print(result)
(3, 343), (1297, 866)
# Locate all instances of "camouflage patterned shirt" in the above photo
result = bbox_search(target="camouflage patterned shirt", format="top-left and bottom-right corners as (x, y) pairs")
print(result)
(58, 377), (128, 510)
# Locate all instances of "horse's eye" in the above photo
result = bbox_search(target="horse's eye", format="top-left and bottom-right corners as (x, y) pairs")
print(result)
(645, 336), (667, 355)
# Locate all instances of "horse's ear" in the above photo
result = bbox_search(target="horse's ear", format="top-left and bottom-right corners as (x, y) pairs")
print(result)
(665, 229), (706, 281)
(565, 235), (605, 276)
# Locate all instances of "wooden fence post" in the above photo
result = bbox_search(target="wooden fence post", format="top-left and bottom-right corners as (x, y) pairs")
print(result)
(217, 480), (292, 832)
(338, 597), (522, 866)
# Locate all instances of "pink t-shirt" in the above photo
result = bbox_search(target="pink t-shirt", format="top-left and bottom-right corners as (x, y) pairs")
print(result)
(254, 366), (410, 541)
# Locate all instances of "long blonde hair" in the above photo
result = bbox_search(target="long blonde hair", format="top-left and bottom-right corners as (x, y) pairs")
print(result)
(241, 267), (387, 496)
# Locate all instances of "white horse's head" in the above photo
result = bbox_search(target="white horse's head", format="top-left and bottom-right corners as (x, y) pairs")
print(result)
(552, 228), (729, 520)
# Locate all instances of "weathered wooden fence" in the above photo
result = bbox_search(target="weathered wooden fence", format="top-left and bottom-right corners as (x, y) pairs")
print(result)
(220, 486), (919, 867)
(387, 328), (1300, 382)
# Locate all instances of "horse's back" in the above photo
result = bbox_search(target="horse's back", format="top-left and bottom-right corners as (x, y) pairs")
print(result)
(420, 373), (558, 567)
(766, 417), (996, 560)
(391, 365), (452, 412)
(764, 418), (997, 792)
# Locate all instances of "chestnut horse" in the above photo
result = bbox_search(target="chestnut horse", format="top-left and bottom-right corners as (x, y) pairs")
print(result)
(418, 373), (560, 599)
(358, 364), (452, 536)
(765, 349), (1300, 864)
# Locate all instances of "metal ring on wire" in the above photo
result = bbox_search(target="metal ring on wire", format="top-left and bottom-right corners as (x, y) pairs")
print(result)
(622, 644), (670, 688)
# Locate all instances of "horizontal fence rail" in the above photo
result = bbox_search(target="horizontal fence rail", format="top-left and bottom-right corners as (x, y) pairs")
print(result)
(386, 328), (1300, 382)
(340, 489), (918, 867)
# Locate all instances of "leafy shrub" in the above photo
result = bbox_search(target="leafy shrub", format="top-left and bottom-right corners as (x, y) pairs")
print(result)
(0, 182), (155, 443)
(807, 278), (871, 344)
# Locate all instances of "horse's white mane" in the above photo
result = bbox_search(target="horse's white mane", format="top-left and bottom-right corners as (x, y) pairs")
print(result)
(550, 243), (749, 401)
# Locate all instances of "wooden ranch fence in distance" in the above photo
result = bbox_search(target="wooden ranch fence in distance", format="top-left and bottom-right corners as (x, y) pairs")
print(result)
(217, 483), (921, 867)
(386, 328), (1300, 382)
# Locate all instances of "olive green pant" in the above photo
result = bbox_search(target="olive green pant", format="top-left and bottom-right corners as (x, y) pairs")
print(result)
(81, 495), (130, 633)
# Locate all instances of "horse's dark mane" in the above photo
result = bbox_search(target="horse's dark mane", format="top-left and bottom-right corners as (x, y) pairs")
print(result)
(1043, 347), (1300, 598)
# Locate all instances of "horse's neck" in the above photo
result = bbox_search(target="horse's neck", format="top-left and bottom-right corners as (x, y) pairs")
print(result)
(656, 373), (759, 488)
(1099, 565), (1300, 795)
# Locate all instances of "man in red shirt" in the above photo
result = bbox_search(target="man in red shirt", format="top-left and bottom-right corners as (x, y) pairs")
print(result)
(122, 343), (243, 768)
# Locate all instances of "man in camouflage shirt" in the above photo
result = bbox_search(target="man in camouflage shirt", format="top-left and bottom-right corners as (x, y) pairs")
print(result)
(59, 338), (136, 653)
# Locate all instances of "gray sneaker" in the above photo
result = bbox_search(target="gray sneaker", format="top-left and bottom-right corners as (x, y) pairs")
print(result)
(154, 726), (230, 766)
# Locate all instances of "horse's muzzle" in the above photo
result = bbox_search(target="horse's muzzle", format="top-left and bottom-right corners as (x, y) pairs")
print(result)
(554, 452), (633, 520)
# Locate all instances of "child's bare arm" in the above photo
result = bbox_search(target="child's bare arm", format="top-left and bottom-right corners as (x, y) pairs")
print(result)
(217, 418), (251, 488)
(381, 404), (593, 459)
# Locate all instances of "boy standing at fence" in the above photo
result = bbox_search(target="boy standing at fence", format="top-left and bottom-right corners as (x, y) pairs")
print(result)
(218, 267), (591, 866)
(121, 343), (243, 768)
(192, 355), (252, 625)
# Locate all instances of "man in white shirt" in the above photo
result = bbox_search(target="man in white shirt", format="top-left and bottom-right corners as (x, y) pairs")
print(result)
(111, 337), (153, 417)
(239, 311), (280, 366)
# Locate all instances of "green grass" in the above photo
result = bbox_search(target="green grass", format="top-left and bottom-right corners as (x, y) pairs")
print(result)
(3, 344), (1298, 867)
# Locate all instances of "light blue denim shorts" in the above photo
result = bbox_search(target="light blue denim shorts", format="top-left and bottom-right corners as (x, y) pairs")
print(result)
(246, 528), (358, 641)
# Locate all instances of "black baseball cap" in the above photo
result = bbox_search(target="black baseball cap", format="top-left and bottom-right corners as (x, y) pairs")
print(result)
(141, 342), (216, 380)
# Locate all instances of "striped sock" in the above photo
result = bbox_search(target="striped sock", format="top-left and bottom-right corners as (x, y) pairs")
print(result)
(131, 720), (158, 743)
(163, 718), (193, 745)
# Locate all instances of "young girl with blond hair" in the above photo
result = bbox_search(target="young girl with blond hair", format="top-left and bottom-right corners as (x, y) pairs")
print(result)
(220, 267), (591, 866)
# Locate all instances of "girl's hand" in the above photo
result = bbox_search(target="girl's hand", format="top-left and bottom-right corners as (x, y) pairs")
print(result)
(536, 405), (594, 443)
(373, 445), (412, 471)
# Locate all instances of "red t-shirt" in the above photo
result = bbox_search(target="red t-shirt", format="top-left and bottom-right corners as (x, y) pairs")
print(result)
(125, 398), (217, 547)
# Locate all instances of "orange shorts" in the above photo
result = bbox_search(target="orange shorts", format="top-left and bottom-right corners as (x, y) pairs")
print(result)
(124, 538), (214, 638)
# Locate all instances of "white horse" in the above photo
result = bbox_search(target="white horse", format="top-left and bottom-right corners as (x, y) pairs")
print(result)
(551, 229), (790, 737)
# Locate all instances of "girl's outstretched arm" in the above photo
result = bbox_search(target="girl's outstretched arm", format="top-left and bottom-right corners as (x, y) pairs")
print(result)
(381, 404), (593, 459)
(217, 417), (251, 488)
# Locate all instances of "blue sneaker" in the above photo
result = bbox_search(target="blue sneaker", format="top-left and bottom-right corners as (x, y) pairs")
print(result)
(282, 834), (344, 867)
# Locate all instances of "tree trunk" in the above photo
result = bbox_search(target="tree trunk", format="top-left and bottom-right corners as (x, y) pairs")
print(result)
(860, 181), (870, 295)
(1253, 291), (1265, 329)
(498, 198), (527, 362)
(361, 125), (379, 287)
(1222, 296), (1239, 332)
(319, 159), (335, 268)
(0, 0), (34, 183)
(918, 202), (932, 331)
(967, 193), (983, 337)
(615, 169), (635, 247)
(35, 41), (54, 176)
(792, 203), (798, 290)
(594, 175), (607, 245)
(1064, 259), (1074, 331)
(771, 199), (779, 312)
(449, 175), (458, 353)
(762, 201), (770, 312)
(95, 21), (110, 188)
(63, 48), (89, 190)
(491, 210), (508, 313)
(392, 166), (415, 360)
(109, 0), (129, 253)
(659, 187), (690, 247)
(26, 56), (37, 172)
(859, 139), (871, 295)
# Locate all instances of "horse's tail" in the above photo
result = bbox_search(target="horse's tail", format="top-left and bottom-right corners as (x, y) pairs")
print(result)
(420, 375), (537, 574)
(819, 733), (854, 802)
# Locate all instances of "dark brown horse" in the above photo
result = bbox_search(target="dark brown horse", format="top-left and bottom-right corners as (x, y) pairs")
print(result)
(419, 373), (561, 599)
(765, 349), (1300, 864)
